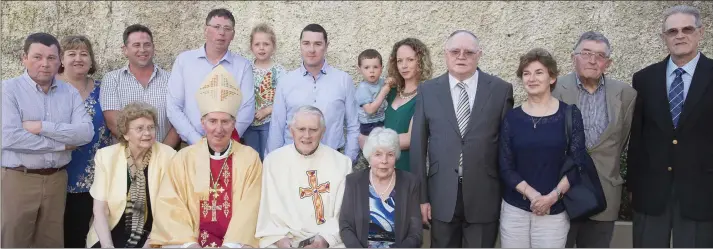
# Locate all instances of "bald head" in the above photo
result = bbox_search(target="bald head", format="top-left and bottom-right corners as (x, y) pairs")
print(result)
(444, 30), (482, 81)
(445, 30), (480, 50)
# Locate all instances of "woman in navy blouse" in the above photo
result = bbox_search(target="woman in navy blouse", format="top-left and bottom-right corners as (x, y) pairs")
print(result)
(498, 48), (587, 248)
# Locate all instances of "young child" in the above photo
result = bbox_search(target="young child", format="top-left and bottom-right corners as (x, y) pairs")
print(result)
(355, 49), (392, 148)
(245, 23), (286, 160)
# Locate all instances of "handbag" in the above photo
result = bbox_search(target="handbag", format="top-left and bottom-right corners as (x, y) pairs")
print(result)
(560, 104), (607, 220)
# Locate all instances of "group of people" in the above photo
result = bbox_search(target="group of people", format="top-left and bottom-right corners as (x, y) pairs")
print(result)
(1, 4), (711, 249)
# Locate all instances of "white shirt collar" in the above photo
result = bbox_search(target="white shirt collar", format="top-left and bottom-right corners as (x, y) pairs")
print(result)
(448, 70), (478, 90)
(667, 52), (701, 77)
(209, 140), (233, 160)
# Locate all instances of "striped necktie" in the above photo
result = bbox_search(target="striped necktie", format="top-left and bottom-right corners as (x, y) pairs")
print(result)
(456, 82), (470, 177)
(668, 68), (685, 128)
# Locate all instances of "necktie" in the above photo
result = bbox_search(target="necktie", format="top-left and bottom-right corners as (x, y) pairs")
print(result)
(456, 82), (470, 177)
(668, 68), (685, 128)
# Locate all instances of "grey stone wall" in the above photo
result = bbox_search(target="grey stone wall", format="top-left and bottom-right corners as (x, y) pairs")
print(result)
(2, 1), (711, 104)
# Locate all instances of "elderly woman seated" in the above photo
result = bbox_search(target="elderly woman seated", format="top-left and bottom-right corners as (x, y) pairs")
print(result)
(86, 102), (176, 248)
(339, 128), (422, 248)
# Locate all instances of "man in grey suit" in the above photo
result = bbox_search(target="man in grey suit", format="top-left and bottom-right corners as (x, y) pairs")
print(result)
(552, 31), (637, 248)
(411, 30), (514, 248)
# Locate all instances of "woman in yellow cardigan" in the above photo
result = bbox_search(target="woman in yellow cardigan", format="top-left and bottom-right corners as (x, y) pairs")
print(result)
(87, 102), (176, 248)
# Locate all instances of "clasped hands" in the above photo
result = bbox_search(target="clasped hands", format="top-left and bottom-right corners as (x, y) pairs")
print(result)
(524, 187), (558, 216)
(275, 235), (328, 248)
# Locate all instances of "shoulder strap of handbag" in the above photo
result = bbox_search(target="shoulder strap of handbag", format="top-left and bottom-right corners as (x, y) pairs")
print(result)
(565, 104), (573, 156)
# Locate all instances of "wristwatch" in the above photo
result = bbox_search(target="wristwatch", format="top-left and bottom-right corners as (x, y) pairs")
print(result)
(554, 188), (563, 200)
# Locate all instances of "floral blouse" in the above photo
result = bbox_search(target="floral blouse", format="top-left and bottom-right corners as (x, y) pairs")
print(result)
(251, 62), (286, 126)
(67, 80), (112, 193)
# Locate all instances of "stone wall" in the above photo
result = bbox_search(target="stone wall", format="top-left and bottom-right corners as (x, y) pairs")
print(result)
(2, 1), (712, 104)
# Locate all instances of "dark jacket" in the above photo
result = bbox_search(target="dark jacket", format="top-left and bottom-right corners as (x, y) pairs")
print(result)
(627, 53), (713, 220)
(338, 169), (422, 248)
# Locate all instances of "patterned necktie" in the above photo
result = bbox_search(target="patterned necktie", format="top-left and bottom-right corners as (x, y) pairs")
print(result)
(456, 82), (470, 177)
(668, 68), (685, 128)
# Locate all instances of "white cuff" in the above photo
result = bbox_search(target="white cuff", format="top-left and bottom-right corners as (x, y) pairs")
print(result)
(222, 242), (243, 248)
(181, 242), (199, 248)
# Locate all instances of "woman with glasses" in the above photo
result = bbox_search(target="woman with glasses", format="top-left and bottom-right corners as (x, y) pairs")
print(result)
(86, 102), (176, 248)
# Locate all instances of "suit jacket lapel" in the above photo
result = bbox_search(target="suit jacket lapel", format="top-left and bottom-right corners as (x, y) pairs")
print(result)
(650, 59), (676, 131)
(435, 73), (461, 135)
(559, 73), (581, 105)
(358, 171), (370, 247)
(677, 54), (713, 129)
(464, 71), (492, 136)
(590, 76), (622, 150)
(394, 171), (408, 247)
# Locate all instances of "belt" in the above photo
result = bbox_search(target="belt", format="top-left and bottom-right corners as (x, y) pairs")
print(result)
(4, 165), (66, 175)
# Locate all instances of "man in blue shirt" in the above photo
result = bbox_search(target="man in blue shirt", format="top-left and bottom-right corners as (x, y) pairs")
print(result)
(266, 24), (359, 163)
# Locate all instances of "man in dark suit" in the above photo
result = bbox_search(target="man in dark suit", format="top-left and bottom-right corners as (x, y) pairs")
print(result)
(553, 31), (637, 248)
(411, 30), (514, 248)
(627, 5), (713, 248)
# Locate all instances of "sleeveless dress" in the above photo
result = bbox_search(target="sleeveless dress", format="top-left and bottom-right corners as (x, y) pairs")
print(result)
(383, 88), (416, 171)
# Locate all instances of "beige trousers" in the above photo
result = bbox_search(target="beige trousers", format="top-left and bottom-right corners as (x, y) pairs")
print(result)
(1, 168), (67, 247)
(500, 200), (570, 248)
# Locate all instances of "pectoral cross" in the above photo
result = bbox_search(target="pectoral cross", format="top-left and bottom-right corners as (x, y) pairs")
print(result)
(201, 198), (223, 222)
(210, 184), (225, 199)
(299, 170), (330, 225)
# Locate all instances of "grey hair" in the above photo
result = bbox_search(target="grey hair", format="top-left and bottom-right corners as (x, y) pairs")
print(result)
(444, 29), (480, 50)
(572, 31), (612, 57)
(363, 127), (401, 160)
(288, 105), (326, 129)
(662, 5), (703, 32)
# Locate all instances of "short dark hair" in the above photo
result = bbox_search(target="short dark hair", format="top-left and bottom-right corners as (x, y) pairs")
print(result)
(358, 49), (382, 67)
(23, 32), (61, 55)
(206, 8), (235, 26)
(123, 24), (153, 45)
(300, 24), (328, 44)
(516, 48), (560, 91)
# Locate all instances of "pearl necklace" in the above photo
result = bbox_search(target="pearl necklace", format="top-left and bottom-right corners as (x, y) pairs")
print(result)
(370, 170), (395, 200)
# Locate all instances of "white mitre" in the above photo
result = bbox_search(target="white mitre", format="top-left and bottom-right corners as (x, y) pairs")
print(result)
(195, 65), (243, 117)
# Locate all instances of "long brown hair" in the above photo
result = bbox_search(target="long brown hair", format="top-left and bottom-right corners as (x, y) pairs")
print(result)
(387, 38), (433, 91)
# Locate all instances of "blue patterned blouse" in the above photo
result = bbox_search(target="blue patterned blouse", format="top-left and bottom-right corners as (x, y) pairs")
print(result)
(368, 186), (396, 248)
(67, 80), (112, 193)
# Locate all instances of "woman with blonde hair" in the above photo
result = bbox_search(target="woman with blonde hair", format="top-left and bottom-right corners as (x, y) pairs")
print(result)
(87, 102), (176, 248)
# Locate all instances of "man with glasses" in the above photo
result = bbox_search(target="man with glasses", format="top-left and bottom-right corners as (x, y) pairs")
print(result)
(167, 8), (255, 146)
(411, 30), (514, 247)
(627, 5), (713, 248)
(552, 31), (637, 248)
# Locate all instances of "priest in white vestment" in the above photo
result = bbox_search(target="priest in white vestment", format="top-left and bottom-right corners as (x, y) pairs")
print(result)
(255, 105), (353, 248)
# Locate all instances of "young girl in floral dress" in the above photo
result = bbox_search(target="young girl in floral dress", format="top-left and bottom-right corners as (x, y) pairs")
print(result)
(243, 23), (286, 160)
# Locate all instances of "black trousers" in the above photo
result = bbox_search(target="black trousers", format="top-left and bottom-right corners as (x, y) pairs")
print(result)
(633, 190), (713, 248)
(430, 182), (499, 248)
(64, 192), (94, 248)
(566, 219), (615, 248)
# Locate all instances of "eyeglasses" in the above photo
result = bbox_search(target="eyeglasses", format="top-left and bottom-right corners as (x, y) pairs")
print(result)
(206, 24), (234, 33)
(663, 26), (698, 37)
(575, 51), (609, 61)
(447, 49), (479, 58)
(129, 126), (156, 134)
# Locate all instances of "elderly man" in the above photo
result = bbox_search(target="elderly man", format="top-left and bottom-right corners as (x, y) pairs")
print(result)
(266, 24), (360, 163)
(167, 8), (255, 145)
(256, 105), (353, 248)
(551, 31), (637, 248)
(627, 5), (713, 248)
(151, 65), (263, 248)
(101, 24), (179, 147)
(410, 30), (513, 247)
(1, 32), (94, 247)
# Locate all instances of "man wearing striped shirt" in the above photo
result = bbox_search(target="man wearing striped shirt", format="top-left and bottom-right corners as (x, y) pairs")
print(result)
(552, 31), (637, 248)
(2, 32), (94, 247)
(100, 24), (180, 148)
